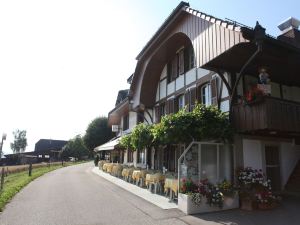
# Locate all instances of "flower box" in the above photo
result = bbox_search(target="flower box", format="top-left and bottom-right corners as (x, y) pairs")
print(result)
(257, 202), (278, 210)
(178, 192), (239, 215)
(240, 199), (256, 211)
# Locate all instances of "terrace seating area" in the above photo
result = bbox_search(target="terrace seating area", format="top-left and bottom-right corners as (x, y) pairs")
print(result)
(98, 161), (178, 202)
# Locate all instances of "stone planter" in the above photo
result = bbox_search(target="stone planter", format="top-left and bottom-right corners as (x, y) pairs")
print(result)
(257, 202), (277, 210)
(178, 192), (239, 215)
(240, 199), (256, 211)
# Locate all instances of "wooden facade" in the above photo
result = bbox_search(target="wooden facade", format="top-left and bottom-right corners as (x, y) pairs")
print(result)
(131, 3), (248, 108)
(233, 96), (300, 134)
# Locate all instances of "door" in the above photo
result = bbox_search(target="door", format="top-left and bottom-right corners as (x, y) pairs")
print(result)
(265, 145), (281, 191)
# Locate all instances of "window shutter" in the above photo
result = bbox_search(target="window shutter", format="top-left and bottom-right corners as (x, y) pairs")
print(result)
(166, 99), (175, 114)
(155, 106), (160, 123)
(171, 57), (178, 81)
(184, 90), (190, 111)
(211, 76), (218, 106)
(190, 87), (197, 110)
(167, 62), (171, 83)
(196, 86), (201, 103)
(170, 98), (175, 114)
(174, 97), (179, 113)
(184, 47), (189, 72)
(189, 46), (195, 69)
(165, 100), (170, 115)
(178, 50), (184, 75)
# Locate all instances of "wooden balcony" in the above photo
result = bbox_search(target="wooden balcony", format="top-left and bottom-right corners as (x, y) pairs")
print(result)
(232, 96), (300, 134)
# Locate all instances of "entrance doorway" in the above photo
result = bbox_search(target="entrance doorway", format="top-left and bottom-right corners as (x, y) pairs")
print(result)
(265, 145), (281, 191)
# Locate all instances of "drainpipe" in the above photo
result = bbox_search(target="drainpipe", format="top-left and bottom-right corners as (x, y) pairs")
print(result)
(229, 22), (266, 118)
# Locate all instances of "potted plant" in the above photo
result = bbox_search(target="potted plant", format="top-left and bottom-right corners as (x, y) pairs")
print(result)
(237, 167), (279, 210)
(178, 179), (239, 214)
(255, 180), (279, 210)
(237, 167), (264, 210)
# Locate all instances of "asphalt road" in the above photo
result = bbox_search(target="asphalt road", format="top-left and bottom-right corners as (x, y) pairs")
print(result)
(0, 162), (187, 225)
(1, 162), (299, 225)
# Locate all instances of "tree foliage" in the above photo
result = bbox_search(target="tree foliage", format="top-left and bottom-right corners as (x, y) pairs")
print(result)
(156, 104), (233, 144)
(130, 123), (154, 151)
(10, 129), (27, 154)
(119, 123), (154, 151)
(119, 134), (132, 149)
(83, 117), (113, 152)
(120, 104), (233, 150)
(61, 135), (89, 160)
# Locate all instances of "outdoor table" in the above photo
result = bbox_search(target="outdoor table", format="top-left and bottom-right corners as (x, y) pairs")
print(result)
(122, 167), (134, 182)
(132, 170), (141, 185)
(98, 160), (106, 170)
(164, 178), (178, 199)
(146, 173), (165, 194)
(132, 170), (141, 181)
(112, 164), (123, 177)
(102, 163), (111, 172)
(121, 168), (128, 177)
(106, 163), (114, 173)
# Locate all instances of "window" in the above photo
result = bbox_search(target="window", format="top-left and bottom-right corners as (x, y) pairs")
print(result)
(185, 45), (195, 71)
(167, 48), (185, 83)
(137, 111), (144, 124)
(122, 114), (129, 131)
(155, 103), (166, 123)
(178, 143), (233, 184)
(201, 83), (211, 106)
(160, 103), (165, 117)
(137, 149), (146, 164)
(178, 95), (184, 111)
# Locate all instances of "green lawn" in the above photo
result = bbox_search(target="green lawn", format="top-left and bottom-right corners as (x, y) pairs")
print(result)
(0, 161), (88, 211)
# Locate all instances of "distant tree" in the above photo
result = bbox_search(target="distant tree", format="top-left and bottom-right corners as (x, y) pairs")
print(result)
(83, 117), (113, 153)
(10, 129), (27, 154)
(61, 135), (89, 160)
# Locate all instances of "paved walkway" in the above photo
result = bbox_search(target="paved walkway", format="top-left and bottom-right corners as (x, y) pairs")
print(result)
(92, 167), (177, 209)
(0, 162), (300, 225)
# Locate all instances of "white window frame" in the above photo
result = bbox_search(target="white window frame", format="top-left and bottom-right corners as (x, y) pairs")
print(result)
(201, 83), (211, 106)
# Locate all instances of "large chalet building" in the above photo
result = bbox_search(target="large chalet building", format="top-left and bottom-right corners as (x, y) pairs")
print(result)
(96, 2), (300, 192)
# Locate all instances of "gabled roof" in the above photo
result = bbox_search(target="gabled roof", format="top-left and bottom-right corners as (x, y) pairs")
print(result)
(136, 1), (243, 60)
(115, 89), (129, 106)
(34, 139), (68, 153)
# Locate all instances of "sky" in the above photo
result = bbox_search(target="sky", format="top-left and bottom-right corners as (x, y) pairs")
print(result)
(0, 0), (299, 154)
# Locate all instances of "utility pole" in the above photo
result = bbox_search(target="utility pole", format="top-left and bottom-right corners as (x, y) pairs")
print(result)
(0, 133), (7, 158)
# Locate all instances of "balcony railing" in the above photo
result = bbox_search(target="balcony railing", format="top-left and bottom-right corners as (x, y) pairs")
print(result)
(232, 96), (300, 134)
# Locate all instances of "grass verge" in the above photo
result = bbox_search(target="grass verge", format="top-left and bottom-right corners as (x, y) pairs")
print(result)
(0, 161), (88, 211)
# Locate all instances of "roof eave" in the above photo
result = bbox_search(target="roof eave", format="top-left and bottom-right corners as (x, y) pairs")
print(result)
(136, 1), (189, 60)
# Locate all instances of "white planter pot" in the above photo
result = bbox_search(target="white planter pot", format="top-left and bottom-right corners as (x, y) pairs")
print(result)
(178, 193), (239, 215)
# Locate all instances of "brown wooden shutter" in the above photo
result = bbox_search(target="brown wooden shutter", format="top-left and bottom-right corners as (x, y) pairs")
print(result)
(165, 100), (170, 115)
(174, 96), (179, 113)
(171, 57), (178, 81)
(211, 76), (218, 106)
(184, 90), (190, 111)
(196, 86), (201, 103)
(154, 106), (160, 123)
(167, 62), (171, 83)
(178, 50), (184, 75)
(170, 98), (175, 114)
(190, 88), (197, 110)
(184, 47), (189, 72)
(166, 99), (175, 114)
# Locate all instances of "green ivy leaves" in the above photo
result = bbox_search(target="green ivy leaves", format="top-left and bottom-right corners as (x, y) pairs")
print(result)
(119, 104), (233, 151)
